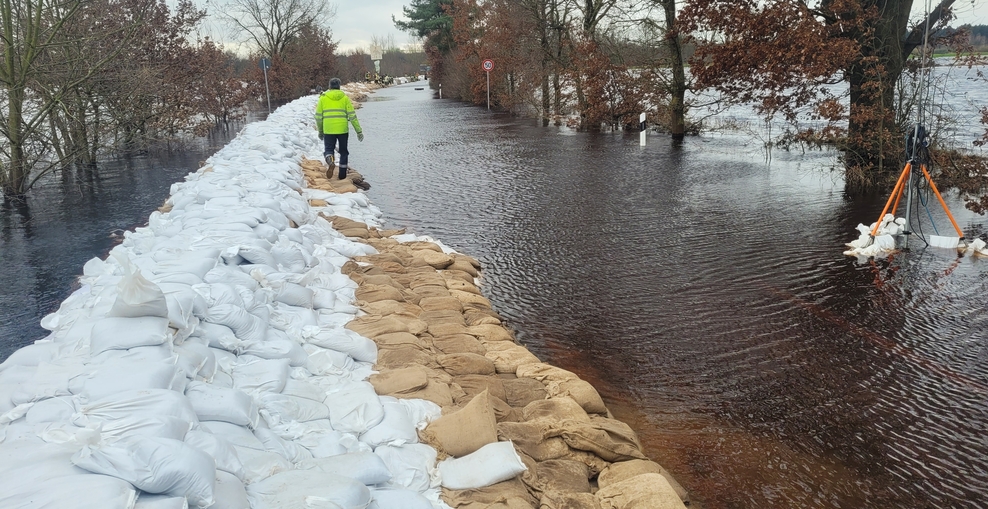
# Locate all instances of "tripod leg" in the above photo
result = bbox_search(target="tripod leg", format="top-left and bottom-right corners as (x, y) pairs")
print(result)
(870, 162), (912, 237)
(920, 164), (964, 238)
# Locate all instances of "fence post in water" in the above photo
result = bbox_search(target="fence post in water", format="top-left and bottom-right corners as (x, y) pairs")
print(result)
(439, 84), (442, 99)
(639, 113), (646, 147)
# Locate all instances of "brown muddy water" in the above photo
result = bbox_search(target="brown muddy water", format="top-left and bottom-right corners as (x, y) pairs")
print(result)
(2, 85), (987, 509)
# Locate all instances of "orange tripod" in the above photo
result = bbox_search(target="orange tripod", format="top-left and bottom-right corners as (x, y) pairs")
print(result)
(869, 160), (963, 240)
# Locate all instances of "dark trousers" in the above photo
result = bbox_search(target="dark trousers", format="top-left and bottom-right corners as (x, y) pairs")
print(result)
(323, 133), (350, 178)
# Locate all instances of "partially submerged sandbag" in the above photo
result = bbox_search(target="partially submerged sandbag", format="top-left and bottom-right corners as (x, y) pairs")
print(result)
(594, 472), (686, 509)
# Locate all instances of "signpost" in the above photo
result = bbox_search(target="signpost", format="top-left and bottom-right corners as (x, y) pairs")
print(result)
(259, 58), (272, 114)
(639, 112), (646, 147)
(482, 59), (494, 110)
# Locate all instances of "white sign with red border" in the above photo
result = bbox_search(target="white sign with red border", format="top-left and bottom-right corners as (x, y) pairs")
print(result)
(482, 59), (494, 71)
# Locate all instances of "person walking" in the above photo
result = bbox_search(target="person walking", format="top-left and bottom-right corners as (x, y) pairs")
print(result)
(315, 77), (363, 180)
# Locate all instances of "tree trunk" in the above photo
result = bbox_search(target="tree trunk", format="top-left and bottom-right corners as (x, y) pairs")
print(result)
(842, 0), (913, 194)
(3, 86), (27, 198)
(661, 0), (686, 141)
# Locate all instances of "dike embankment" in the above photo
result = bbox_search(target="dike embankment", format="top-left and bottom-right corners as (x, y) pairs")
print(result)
(0, 83), (689, 509)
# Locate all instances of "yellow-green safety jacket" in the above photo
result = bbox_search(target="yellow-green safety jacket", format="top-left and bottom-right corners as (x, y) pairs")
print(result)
(315, 90), (362, 135)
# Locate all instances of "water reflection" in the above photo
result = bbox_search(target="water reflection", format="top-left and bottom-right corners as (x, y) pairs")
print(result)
(358, 83), (988, 509)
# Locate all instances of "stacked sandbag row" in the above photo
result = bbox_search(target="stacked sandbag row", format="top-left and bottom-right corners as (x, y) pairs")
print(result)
(320, 221), (692, 509)
(0, 93), (449, 509)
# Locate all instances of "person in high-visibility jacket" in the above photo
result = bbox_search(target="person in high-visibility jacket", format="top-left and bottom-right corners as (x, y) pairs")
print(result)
(315, 77), (363, 179)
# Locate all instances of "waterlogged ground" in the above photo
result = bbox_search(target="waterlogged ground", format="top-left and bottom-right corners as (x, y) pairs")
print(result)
(3, 72), (987, 509)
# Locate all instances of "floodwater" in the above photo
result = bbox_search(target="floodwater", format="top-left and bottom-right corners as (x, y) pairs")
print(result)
(355, 82), (988, 509)
(2, 78), (987, 509)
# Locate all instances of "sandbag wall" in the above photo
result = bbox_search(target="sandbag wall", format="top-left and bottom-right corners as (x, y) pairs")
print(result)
(305, 204), (692, 509)
(0, 95), (444, 509)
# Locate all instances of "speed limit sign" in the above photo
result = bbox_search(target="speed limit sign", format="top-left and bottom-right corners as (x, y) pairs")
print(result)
(482, 59), (494, 71)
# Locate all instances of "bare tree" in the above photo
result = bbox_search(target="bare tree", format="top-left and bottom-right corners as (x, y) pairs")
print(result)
(220, 0), (337, 59)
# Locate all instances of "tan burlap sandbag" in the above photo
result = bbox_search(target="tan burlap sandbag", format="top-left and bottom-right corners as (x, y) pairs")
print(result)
(502, 378), (548, 408)
(423, 390), (497, 457)
(413, 285), (452, 299)
(400, 288), (423, 305)
(445, 278), (482, 295)
(358, 299), (407, 316)
(488, 393), (523, 422)
(497, 422), (568, 462)
(450, 290), (493, 309)
(442, 477), (537, 509)
(325, 215), (369, 231)
(454, 375), (507, 402)
(464, 310), (501, 326)
(546, 418), (646, 463)
(441, 269), (475, 284)
(597, 459), (689, 505)
(484, 344), (541, 374)
(346, 315), (410, 338)
(386, 313), (430, 335)
(376, 346), (438, 370)
(448, 258), (480, 277)
(420, 296), (464, 312)
(539, 492), (601, 509)
(429, 323), (471, 337)
(594, 473), (686, 509)
(420, 309), (467, 327)
(374, 331), (433, 351)
(417, 250), (455, 269)
(523, 398), (590, 424)
(433, 334), (487, 355)
(396, 379), (454, 407)
(467, 324), (515, 343)
(369, 365), (429, 395)
(534, 459), (591, 494)
(354, 274), (404, 289)
(405, 240), (444, 253)
(355, 284), (405, 303)
(438, 353), (496, 376)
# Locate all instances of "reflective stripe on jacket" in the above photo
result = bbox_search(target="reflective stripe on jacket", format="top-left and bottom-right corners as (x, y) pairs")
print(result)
(314, 90), (362, 135)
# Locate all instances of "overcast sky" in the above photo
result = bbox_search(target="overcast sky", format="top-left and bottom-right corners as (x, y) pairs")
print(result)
(198, 0), (987, 55)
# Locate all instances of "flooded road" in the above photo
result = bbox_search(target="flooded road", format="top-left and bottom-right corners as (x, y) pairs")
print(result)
(356, 83), (988, 508)
(2, 82), (987, 509)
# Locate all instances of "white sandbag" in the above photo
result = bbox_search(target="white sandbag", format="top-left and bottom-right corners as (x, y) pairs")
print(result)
(72, 437), (216, 507)
(304, 344), (356, 376)
(108, 254), (169, 319)
(203, 266), (259, 291)
(257, 392), (331, 424)
(200, 420), (265, 450)
(253, 223), (281, 243)
(135, 494), (189, 509)
(231, 358), (291, 394)
(203, 304), (267, 344)
(271, 422), (349, 458)
(252, 427), (313, 463)
(161, 285), (205, 331)
(360, 396), (418, 448)
(176, 341), (217, 380)
(232, 445), (293, 484)
(211, 470), (250, 509)
(69, 361), (184, 401)
(0, 341), (60, 372)
(398, 399), (443, 431)
(100, 414), (194, 443)
(370, 488), (434, 509)
(311, 288), (336, 310)
(296, 451), (393, 485)
(323, 381), (385, 434)
(0, 473), (138, 509)
(301, 326), (377, 363)
(374, 444), (438, 492)
(240, 336), (308, 367)
(270, 240), (307, 272)
(268, 280), (313, 308)
(25, 395), (76, 424)
(229, 243), (277, 267)
(90, 316), (172, 355)
(184, 428), (246, 480)
(185, 382), (260, 428)
(74, 389), (198, 430)
(193, 322), (242, 352)
(437, 441), (527, 490)
(245, 470), (372, 509)
(8, 361), (84, 405)
(281, 379), (327, 402)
